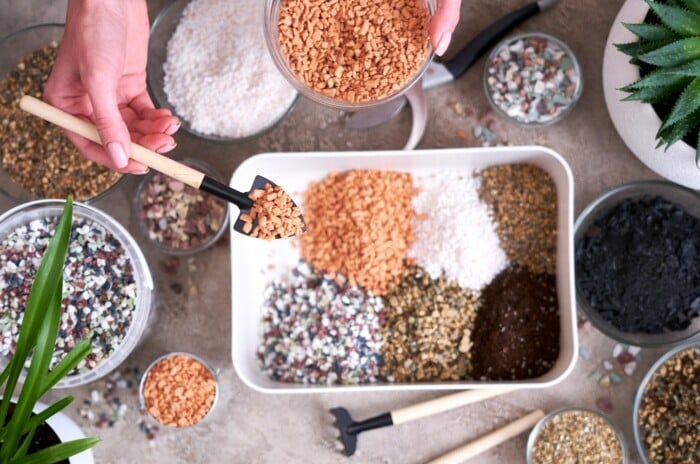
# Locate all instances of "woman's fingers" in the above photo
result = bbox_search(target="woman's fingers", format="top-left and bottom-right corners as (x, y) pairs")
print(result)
(129, 115), (181, 136)
(133, 132), (177, 154)
(431, 0), (461, 55)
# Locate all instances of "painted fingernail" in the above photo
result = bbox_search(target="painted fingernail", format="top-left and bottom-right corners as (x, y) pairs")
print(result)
(107, 142), (129, 168)
(165, 121), (181, 135)
(434, 31), (451, 56)
(156, 142), (177, 153)
(128, 166), (150, 175)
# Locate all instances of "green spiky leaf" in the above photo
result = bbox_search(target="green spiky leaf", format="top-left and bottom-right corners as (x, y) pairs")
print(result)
(660, 76), (700, 130)
(657, 107), (700, 147)
(682, 0), (700, 15)
(624, 22), (679, 41)
(615, 39), (677, 58)
(621, 70), (693, 91)
(622, 77), (694, 102)
(620, 59), (700, 93)
(638, 37), (700, 65)
(646, 0), (700, 36)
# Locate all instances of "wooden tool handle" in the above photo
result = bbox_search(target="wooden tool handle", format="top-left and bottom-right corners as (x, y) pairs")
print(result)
(390, 389), (513, 425)
(19, 95), (204, 189)
(427, 409), (545, 464)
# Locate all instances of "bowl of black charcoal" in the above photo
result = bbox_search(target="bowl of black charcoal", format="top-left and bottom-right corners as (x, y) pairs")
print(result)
(574, 180), (700, 347)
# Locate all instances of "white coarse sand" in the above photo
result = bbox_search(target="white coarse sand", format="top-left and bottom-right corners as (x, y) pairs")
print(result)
(408, 171), (508, 291)
(163, 0), (297, 138)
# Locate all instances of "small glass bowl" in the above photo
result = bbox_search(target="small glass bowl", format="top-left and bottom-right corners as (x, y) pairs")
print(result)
(633, 340), (700, 464)
(574, 180), (700, 347)
(263, 0), (436, 111)
(0, 24), (126, 203)
(147, 0), (298, 143)
(133, 158), (230, 256)
(139, 351), (220, 428)
(0, 199), (154, 388)
(526, 407), (628, 464)
(484, 32), (583, 127)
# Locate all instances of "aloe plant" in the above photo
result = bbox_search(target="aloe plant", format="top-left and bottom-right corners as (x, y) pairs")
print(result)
(0, 198), (99, 464)
(617, 0), (700, 166)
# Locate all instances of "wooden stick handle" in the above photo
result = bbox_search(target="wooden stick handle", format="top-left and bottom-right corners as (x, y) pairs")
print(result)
(19, 95), (204, 189)
(390, 389), (513, 425)
(427, 409), (545, 464)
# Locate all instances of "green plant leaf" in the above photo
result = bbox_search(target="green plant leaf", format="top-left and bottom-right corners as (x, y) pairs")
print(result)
(12, 438), (100, 464)
(2, 281), (63, 461)
(41, 340), (90, 396)
(18, 397), (73, 439)
(0, 365), (9, 390)
(11, 429), (35, 463)
(615, 39), (676, 58)
(622, 77), (694, 102)
(621, 70), (692, 91)
(682, 0), (700, 15)
(660, 76), (700, 130)
(0, 198), (73, 462)
(646, 0), (700, 36)
(624, 22), (679, 41)
(638, 37), (700, 66)
(657, 107), (700, 147)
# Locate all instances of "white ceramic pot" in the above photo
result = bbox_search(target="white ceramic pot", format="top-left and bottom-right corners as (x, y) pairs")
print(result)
(603, 0), (700, 189)
(38, 402), (95, 464)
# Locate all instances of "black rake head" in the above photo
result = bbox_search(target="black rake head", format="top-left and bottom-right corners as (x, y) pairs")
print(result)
(331, 407), (358, 457)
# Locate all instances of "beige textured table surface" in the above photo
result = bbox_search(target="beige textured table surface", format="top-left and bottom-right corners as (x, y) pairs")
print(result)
(1, 0), (693, 463)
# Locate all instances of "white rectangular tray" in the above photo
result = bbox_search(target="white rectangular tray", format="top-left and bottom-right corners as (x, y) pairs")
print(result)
(230, 146), (577, 393)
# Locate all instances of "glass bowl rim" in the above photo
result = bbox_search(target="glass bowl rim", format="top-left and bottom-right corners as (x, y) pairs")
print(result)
(0, 22), (127, 204)
(573, 179), (700, 347)
(262, 0), (436, 111)
(147, 0), (299, 144)
(483, 31), (584, 128)
(138, 351), (220, 428)
(632, 339), (700, 464)
(525, 406), (629, 464)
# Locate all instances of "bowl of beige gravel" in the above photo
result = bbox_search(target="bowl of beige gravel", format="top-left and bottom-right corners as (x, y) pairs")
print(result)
(263, 0), (436, 110)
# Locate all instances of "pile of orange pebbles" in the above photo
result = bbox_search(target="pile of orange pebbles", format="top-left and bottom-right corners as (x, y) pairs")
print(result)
(300, 169), (415, 295)
(277, 0), (430, 103)
(241, 183), (305, 240)
(142, 354), (217, 427)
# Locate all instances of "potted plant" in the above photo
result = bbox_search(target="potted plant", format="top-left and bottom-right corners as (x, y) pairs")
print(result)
(603, 0), (700, 189)
(0, 197), (99, 463)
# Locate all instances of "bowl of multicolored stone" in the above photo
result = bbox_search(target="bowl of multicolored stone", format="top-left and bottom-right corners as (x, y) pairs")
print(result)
(484, 32), (583, 127)
(0, 199), (154, 387)
(133, 158), (229, 256)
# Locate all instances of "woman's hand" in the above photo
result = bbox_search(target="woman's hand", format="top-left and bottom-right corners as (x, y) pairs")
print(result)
(44, 0), (179, 174)
(431, 0), (461, 56)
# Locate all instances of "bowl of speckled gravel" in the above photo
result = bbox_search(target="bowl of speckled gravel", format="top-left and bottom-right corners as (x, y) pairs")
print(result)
(0, 24), (125, 203)
(633, 340), (700, 464)
(574, 180), (700, 348)
(147, 0), (298, 143)
(484, 32), (583, 127)
(526, 407), (628, 464)
(230, 146), (578, 393)
(0, 200), (154, 388)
